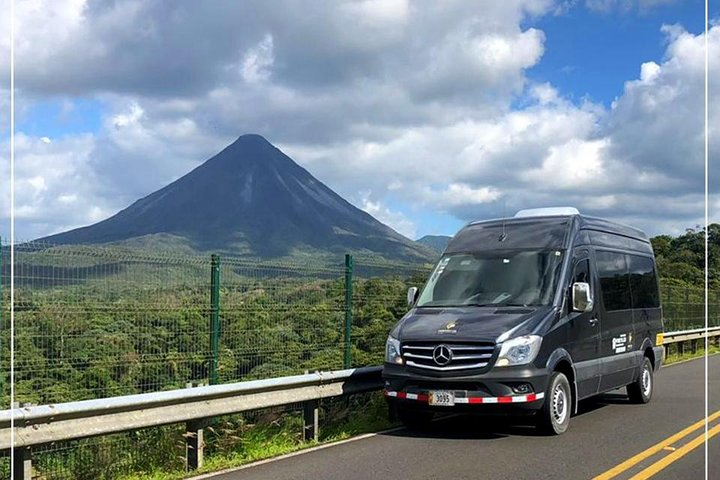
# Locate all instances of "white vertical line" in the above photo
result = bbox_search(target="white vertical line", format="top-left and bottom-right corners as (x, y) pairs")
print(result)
(704, 0), (709, 478)
(9, 0), (15, 474)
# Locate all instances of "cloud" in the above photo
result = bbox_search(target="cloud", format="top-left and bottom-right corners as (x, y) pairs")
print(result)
(0, 133), (109, 240)
(360, 195), (417, 239)
(240, 34), (275, 84)
(0, 2), (715, 241)
(584, 0), (679, 14)
(605, 24), (719, 192)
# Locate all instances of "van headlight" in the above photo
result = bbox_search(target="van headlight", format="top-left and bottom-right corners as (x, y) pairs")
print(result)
(496, 335), (542, 367)
(385, 336), (403, 364)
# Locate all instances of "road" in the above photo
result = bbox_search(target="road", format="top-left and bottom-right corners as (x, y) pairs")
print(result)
(205, 356), (719, 480)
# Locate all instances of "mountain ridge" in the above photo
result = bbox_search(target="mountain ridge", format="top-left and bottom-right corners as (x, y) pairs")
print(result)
(39, 134), (435, 261)
(416, 234), (451, 253)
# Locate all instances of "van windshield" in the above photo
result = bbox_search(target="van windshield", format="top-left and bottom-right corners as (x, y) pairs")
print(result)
(416, 250), (564, 308)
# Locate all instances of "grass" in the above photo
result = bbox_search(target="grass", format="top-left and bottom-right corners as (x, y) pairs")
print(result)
(663, 342), (720, 365)
(114, 393), (395, 480)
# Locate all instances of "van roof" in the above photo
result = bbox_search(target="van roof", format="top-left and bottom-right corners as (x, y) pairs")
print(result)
(466, 214), (648, 242)
(445, 214), (650, 254)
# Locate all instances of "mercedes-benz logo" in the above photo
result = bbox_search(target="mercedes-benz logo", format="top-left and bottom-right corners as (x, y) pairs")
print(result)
(432, 344), (453, 366)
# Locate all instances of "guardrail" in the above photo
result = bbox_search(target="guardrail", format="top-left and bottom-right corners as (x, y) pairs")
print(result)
(3, 367), (382, 477)
(662, 326), (720, 356)
(3, 327), (720, 479)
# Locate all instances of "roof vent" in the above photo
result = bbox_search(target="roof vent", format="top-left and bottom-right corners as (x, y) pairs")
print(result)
(514, 207), (580, 218)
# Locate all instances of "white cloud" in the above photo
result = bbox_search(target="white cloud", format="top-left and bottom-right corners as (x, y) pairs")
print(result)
(240, 34), (274, 84)
(0, 133), (109, 239)
(522, 138), (608, 189)
(421, 184), (502, 208)
(360, 196), (417, 239)
(0, 2), (716, 241)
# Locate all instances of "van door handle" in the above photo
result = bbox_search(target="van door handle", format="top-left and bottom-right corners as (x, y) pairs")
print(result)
(589, 318), (599, 327)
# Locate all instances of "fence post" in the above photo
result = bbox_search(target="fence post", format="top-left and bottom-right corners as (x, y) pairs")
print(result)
(344, 254), (353, 369)
(303, 399), (319, 441)
(13, 446), (32, 480)
(302, 370), (319, 441)
(209, 254), (221, 385)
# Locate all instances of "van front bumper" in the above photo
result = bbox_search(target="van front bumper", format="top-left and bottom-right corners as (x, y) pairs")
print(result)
(382, 362), (549, 413)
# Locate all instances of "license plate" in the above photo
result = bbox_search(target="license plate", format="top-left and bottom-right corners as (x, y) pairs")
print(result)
(429, 390), (455, 406)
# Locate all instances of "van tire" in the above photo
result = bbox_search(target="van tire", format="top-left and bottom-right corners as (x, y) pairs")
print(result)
(536, 372), (571, 435)
(397, 408), (434, 430)
(627, 357), (653, 404)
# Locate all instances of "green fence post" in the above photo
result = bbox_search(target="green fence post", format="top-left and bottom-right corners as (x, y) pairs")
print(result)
(344, 254), (353, 369)
(209, 254), (221, 385)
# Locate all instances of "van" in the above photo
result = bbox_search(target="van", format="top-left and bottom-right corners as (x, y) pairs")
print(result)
(382, 208), (664, 434)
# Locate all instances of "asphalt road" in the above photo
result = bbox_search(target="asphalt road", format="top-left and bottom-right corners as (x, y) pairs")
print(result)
(206, 356), (720, 480)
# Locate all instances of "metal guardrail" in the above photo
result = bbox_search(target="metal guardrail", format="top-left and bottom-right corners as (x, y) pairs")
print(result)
(662, 326), (720, 344)
(3, 366), (382, 476)
(1, 366), (383, 451)
(2, 328), (720, 477)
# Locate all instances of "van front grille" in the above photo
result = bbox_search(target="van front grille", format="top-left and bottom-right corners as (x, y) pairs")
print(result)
(401, 341), (496, 372)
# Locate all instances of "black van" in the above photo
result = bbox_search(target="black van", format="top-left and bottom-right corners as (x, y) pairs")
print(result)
(382, 208), (664, 434)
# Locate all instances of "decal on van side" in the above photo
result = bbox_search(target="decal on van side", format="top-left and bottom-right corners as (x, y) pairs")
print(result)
(612, 334), (627, 354)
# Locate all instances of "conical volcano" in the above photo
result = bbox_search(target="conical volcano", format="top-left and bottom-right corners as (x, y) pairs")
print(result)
(39, 134), (433, 260)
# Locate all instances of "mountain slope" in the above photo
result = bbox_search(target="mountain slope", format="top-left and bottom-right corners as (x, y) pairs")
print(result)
(416, 235), (451, 253)
(40, 134), (434, 260)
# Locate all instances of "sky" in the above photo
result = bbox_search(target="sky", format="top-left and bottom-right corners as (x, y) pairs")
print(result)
(0, 0), (718, 242)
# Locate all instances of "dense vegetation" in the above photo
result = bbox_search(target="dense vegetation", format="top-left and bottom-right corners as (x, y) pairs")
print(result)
(651, 223), (720, 290)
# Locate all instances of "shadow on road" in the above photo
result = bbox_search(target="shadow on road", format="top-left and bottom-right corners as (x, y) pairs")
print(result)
(383, 391), (633, 440)
(383, 414), (539, 440)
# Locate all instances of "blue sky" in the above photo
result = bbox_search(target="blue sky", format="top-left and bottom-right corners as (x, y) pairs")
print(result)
(532, 1), (706, 102)
(1, 0), (718, 242)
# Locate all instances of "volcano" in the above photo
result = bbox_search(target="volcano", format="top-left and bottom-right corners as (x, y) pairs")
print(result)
(39, 134), (434, 260)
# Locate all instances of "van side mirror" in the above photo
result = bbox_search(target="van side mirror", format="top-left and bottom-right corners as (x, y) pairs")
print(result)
(572, 282), (593, 312)
(407, 287), (419, 307)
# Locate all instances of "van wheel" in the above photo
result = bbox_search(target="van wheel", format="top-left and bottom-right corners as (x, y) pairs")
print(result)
(536, 372), (571, 435)
(627, 357), (653, 404)
(397, 408), (434, 430)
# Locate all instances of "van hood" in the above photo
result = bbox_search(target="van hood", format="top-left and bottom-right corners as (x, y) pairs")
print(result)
(392, 305), (554, 343)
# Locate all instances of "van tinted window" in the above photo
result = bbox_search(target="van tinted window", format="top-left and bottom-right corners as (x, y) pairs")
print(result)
(596, 251), (631, 311)
(627, 254), (660, 308)
(589, 231), (652, 255)
(446, 219), (569, 253)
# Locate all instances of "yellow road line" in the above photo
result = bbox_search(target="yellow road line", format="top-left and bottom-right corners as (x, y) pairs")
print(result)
(629, 423), (720, 479)
(593, 410), (720, 480)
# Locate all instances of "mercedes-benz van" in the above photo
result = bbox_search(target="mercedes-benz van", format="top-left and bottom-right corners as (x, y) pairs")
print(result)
(382, 208), (664, 434)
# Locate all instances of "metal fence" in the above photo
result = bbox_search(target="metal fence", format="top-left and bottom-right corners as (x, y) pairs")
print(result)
(0, 241), (433, 409)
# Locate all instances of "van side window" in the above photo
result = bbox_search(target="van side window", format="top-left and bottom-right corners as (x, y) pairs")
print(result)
(627, 254), (660, 308)
(596, 251), (631, 311)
